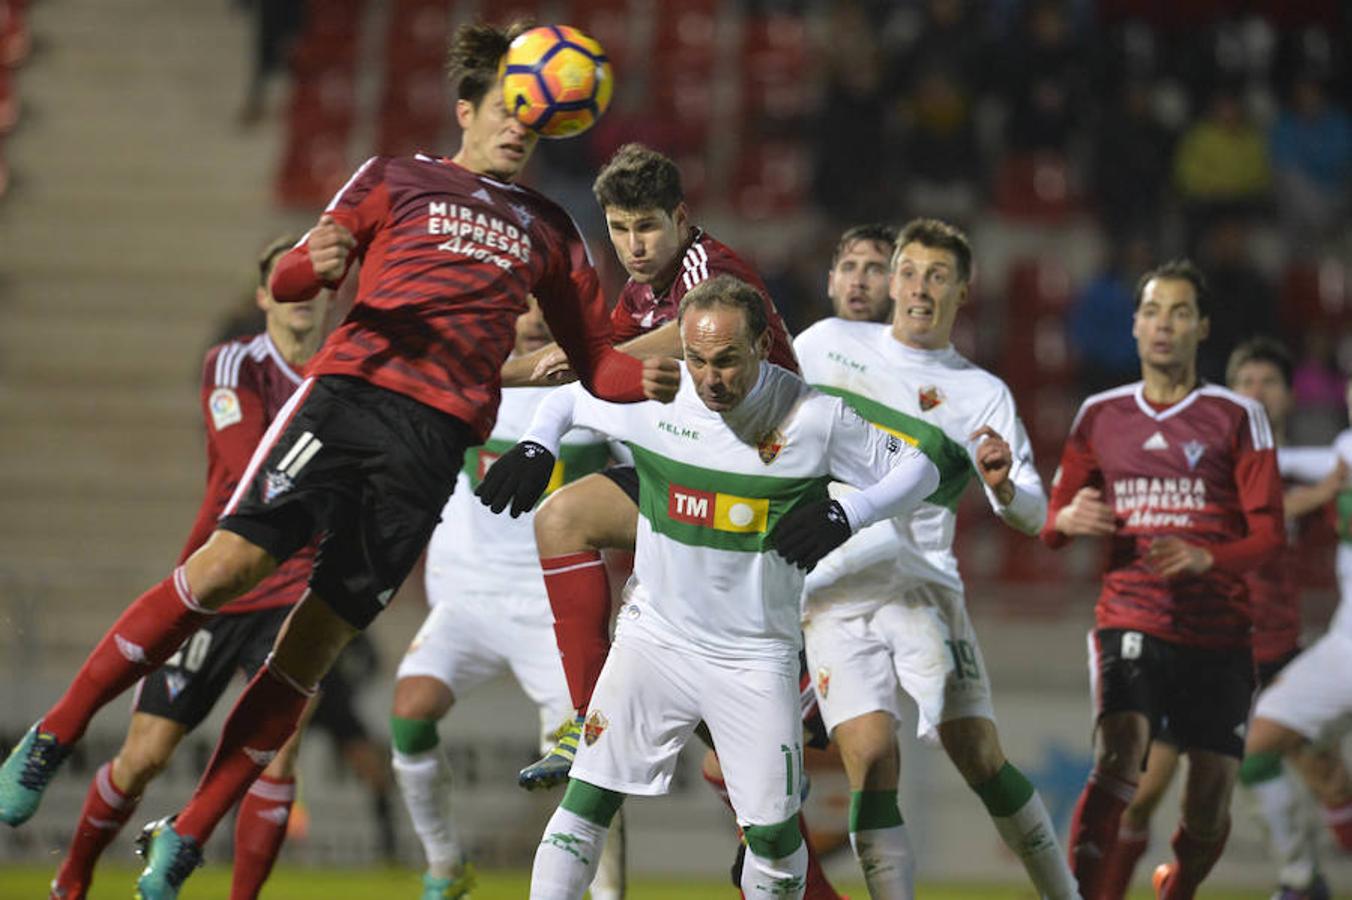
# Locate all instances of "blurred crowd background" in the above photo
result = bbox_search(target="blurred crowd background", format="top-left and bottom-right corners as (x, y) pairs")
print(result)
(0, 0), (1349, 883)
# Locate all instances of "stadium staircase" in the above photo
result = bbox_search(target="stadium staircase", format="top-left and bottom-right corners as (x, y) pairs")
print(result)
(0, 0), (299, 675)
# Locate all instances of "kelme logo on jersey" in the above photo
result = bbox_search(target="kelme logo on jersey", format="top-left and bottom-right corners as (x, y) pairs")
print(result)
(668, 484), (770, 533)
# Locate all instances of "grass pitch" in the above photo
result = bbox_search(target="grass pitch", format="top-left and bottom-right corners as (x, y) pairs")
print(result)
(0, 864), (1277, 898)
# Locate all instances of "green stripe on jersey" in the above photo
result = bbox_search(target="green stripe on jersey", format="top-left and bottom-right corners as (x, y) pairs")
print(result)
(463, 438), (610, 493)
(628, 443), (830, 553)
(1337, 489), (1352, 543)
(813, 385), (974, 511)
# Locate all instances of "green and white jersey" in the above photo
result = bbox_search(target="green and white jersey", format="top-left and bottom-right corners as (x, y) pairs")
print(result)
(795, 318), (1046, 614)
(425, 386), (608, 610)
(523, 363), (938, 671)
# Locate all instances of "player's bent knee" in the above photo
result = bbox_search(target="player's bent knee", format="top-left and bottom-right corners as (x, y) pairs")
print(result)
(743, 816), (803, 860)
(560, 778), (624, 828)
(186, 530), (277, 606)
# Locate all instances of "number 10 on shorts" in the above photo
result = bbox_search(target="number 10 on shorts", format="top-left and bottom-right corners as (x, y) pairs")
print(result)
(945, 639), (980, 680)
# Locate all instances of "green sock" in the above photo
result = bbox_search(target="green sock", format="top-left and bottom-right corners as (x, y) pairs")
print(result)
(849, 789), (904, 832)
(972, 762), (1036, 817)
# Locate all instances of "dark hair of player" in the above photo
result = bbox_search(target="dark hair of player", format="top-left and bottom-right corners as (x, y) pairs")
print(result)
(832, 223), (899, 269)
(592, 143), (685, 214)
(446, 20), (531, 107)
(894, 218), (972, 283)
(1134, 258), (1212, 319)
(258, 235), (300, 288)
(677, 274), (769, 343)
(1225, 336), (1293, 389)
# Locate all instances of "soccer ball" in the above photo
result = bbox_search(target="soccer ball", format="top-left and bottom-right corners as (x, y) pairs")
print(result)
(498, 25), (614, 139)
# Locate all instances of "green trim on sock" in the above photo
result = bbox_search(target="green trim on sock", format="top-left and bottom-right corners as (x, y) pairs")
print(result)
(390, 716), (439, 755)
(743, 815), (804, 858)
(1239, 751), (1284, 786)
(849, 790), (903, 832)
(973, 763), (1036, 818)
(560, 778), (624, 827)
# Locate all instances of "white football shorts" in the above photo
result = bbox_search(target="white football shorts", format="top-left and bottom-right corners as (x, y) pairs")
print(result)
(1253, 630), (1352, 744)
(570, 619), (804, 827)
(804, 581), (995, 742)
(397, 591), (572, 750)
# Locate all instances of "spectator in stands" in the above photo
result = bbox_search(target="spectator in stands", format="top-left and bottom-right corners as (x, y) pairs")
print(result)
(899, 64), (983, 223)
(1270, 74), (1352, 252)
(1068, 235), (1150, 396)
(1001, 0), (1086, 154)
(1173, 86), (1272, 241)
(1092, 80), (1174, 240)
(238, 0), (305, 127)
(1194, 218), (1279, 385)
(811, 1), (894, 224)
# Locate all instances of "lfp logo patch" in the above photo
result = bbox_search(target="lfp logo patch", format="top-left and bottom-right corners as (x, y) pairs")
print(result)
(668, 485), (769, 533)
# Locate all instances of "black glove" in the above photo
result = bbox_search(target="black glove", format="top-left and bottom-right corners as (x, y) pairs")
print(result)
(771, 499), (852, 571)
(475, 440), (556, 517)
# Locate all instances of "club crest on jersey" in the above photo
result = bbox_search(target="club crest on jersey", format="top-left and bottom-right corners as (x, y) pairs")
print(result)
(1182, 440), (1206, 470)
(507, 201), (534, 230)
(209, 387), (242, 431)
(816, 667), (830, 699)
(584, 709), (608, 746)
(263, 470), (294, 503)
(919, 385), (943, 411)
(165, 672), (189, 702)
(757, 429), (785, 464)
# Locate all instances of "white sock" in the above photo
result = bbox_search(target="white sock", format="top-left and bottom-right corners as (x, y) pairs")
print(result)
(531, 807), (608, 900)
(849, 824), (916, 900)
(1249, 770), (1319, 889)
(392, 748), (462, 878)
(990, 794), (1079, 900)
(741, 840), (807, 899)
(588, 806), (626, 900)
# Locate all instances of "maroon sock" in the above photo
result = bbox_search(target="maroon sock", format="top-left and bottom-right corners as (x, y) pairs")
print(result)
(1161, 820), (1229, 899)
(800, 812), (845, 900)
(541, 551), (611, 714)
(1322, 799), (1352, 851)
(1067, 769), (1137, 899)
(44, 567), (211, 744)
(52, 762), (139, 893)
(229, 774), (296, 900)
(1099, 825), (1148, 900)
(174, 665), (310, 845)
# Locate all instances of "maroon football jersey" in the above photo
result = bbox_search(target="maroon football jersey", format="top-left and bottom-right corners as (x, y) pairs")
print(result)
(271, 154), (642, 441)
(182, 333), (313, 614)
(609, 229), (799, 373)
(1044, 382), (1284, 650)
(1247, 538), (1300, 664)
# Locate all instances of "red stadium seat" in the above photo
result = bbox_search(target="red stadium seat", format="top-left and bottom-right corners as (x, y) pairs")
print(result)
(730, 141), (809, 218)
(564, 0), (636, 72)
(484, 0), (542, 28)
(377, 65), (447, 156)
(1280, 258), (1351, 331)
(993, 152), (1082, 223)
(276, 130), (352, 210)
(384, 0), (454, 73)
(739, 13), (814, 122)
(652, 3), (720, 71)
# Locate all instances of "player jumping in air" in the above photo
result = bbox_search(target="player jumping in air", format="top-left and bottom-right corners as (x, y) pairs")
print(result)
(0, 21), (678, 900)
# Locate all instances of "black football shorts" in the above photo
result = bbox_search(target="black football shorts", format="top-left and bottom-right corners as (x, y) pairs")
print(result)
(1091, 628), (1254, 759)
(221, 374), (473, 629)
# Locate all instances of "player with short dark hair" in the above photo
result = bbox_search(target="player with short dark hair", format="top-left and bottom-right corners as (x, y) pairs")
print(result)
(497, 142), (799, 789)
(827, 223), (897, 323)
(0, 21), (678, 900)
(1093, 335), (1351, 899)
(43, 237), (327, 900)
(1044, 261), (1286, 899)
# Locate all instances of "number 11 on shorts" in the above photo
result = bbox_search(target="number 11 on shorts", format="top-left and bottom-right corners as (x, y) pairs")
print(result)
(781, 740), (803, 797)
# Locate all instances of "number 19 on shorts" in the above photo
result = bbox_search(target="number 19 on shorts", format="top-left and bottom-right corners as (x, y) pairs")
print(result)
(781, 740), (804, 797)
